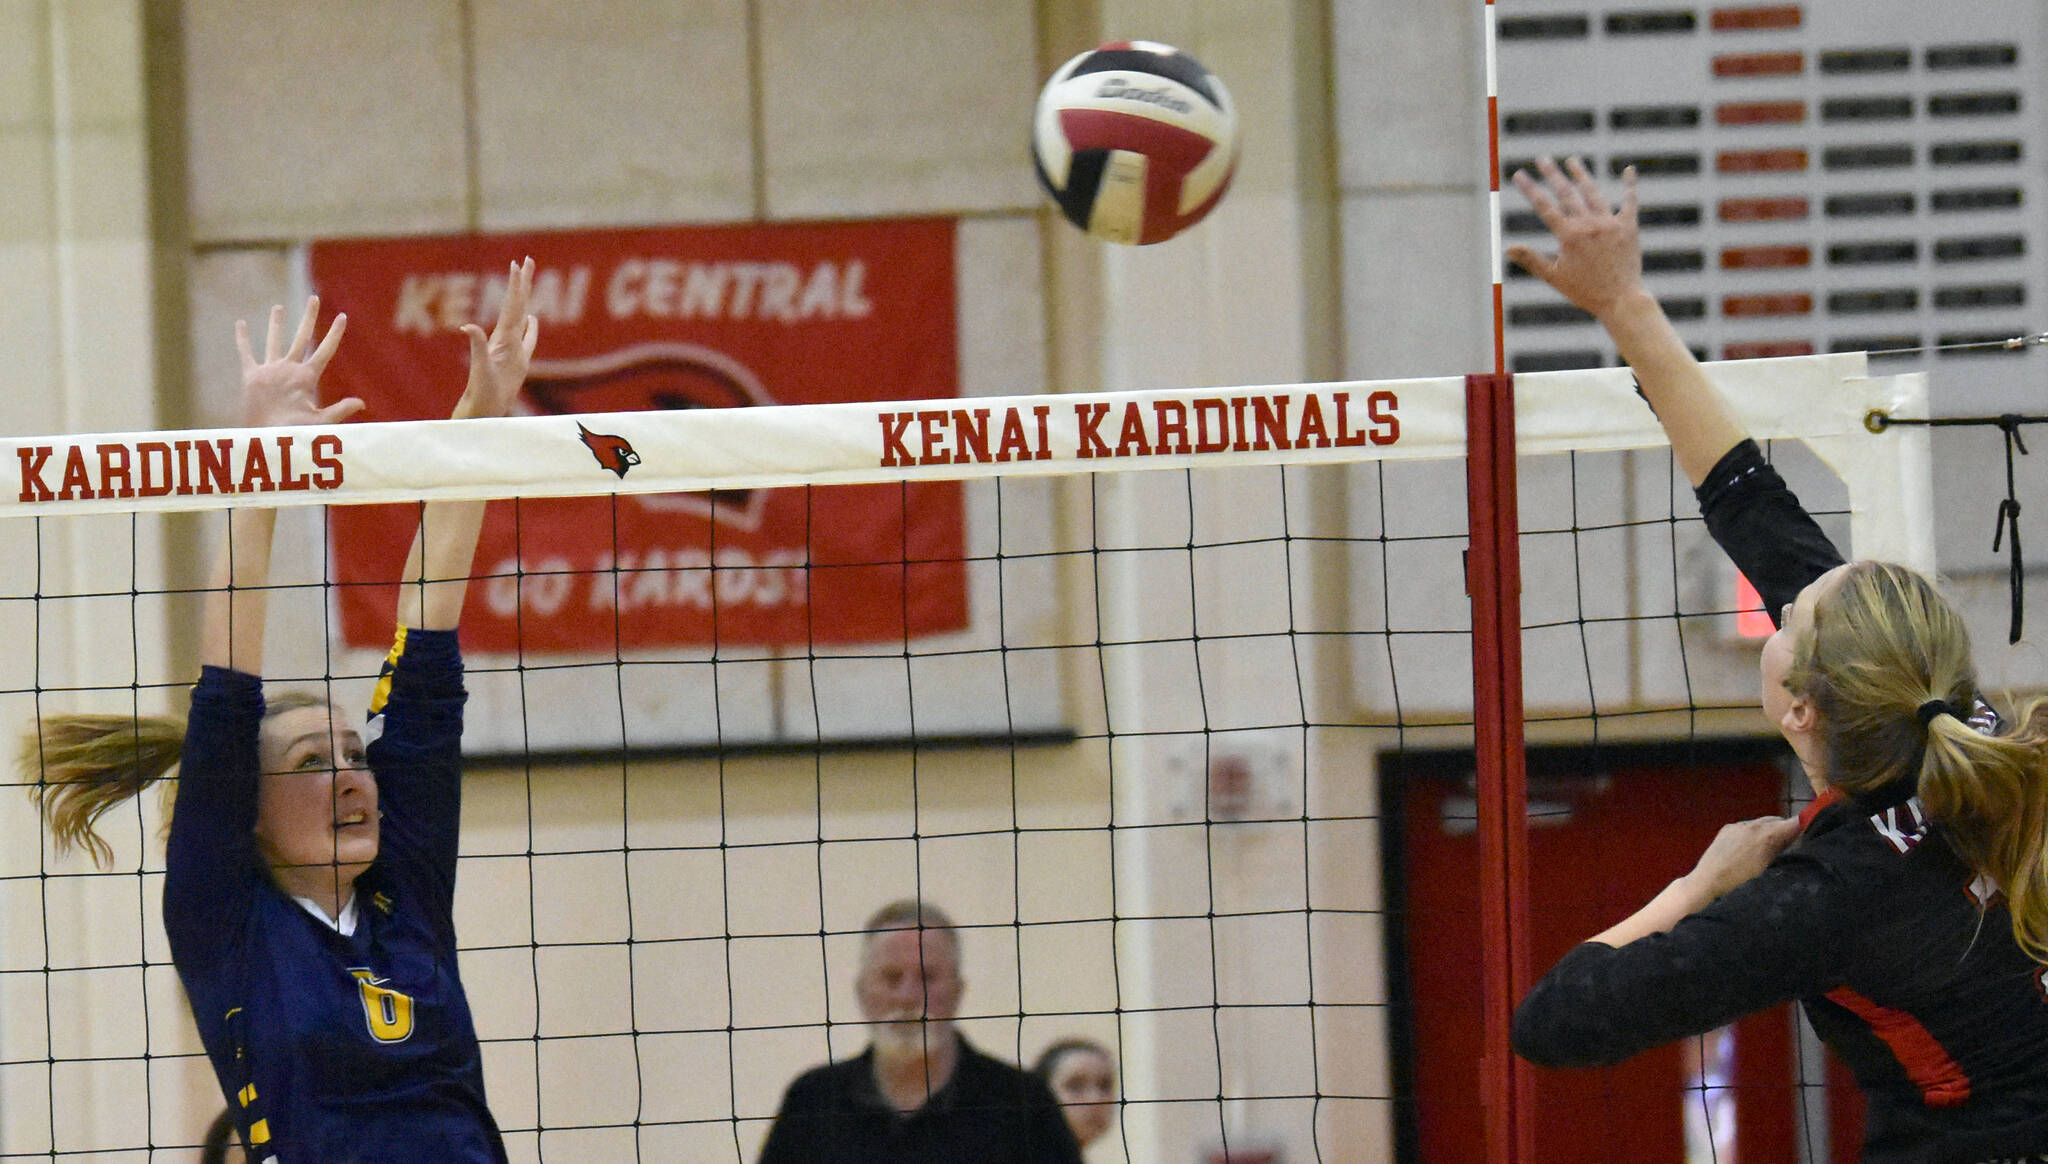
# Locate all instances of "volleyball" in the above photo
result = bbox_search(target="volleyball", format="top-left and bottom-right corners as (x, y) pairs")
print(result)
(1031, 41), (1238, 246)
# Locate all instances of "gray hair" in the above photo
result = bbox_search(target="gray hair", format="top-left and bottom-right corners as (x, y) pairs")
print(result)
(860, 898), (957, 952)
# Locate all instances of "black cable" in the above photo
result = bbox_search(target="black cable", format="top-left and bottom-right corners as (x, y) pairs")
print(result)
(1866, 407), (2043, 643)
(1865, 413), (2048, 433)
(1994, 418), (2028, 643)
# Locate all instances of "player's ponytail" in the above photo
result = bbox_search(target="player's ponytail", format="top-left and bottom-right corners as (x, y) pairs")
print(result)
(1919, 704), (2048, 962)
(1787, 560), (2048, 960)
(24, 713), (186, 868)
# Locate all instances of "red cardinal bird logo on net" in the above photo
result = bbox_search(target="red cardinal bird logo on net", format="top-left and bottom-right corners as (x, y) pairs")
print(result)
(577, 423), (641, 478)
(531, 343), (771, 529)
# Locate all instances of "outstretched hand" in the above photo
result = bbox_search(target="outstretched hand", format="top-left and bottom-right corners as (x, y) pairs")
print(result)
(234, 297), (365, 428)
(454, 257), (540, 420)
(395, 258), (539, 633)
(1505, 157), (1647, 321)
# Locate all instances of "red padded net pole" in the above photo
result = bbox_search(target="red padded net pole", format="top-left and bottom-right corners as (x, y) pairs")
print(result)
(1466, 370), (1533, 1164)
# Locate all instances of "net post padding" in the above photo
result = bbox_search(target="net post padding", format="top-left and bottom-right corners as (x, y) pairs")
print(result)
(1465, 372), (1536, 1164)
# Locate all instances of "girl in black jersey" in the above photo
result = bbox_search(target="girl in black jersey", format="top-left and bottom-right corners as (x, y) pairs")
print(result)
(1506, 157), (2048, 1164)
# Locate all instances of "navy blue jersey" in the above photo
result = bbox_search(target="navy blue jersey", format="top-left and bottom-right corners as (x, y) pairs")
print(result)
(1514, 440), (2048, 1163)
(165, 627), (505, 1163)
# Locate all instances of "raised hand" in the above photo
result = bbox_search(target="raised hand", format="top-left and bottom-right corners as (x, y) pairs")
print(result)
(1505, 156), (1743, 485)
(234, 297), (366, 429)
(1505, 156), (1647, 321)
(234, 297), (365, 429)
(395, 257), (539, 631)
(454, 257), (540, 420)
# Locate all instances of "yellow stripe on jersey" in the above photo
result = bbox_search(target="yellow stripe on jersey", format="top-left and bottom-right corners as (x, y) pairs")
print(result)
(367, 625), (410, 717)
(239, 1083), (256, 1106)
(249, 1118), (271, 1144)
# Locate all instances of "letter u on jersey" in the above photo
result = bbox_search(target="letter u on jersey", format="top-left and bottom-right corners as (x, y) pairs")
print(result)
(349, 968), (416, 1043)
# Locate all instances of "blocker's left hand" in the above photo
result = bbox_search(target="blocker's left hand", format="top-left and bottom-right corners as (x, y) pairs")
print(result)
(454, 256), (539, 421)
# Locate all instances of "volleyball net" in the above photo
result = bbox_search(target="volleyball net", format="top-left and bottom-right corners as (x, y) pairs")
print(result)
(0, 353), (1926, 1160)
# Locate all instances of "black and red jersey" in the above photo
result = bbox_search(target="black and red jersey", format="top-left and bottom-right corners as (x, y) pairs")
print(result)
(1512, 440), (2048, 1163)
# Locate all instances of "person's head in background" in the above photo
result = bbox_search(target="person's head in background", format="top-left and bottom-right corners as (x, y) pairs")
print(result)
(855, 899), (964, 1055)
(1034, 1038), (1117, 1147)
(200, 1108), (246, 1164)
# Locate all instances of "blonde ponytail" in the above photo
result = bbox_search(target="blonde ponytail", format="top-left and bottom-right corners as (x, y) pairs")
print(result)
(1918, 703), (2048, 962)
(23, 713), (185, 868)
(1787, 561), (2048, 961)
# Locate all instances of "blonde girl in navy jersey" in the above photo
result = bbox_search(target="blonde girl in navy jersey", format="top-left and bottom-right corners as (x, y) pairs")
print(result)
(30, 262), (538, 1162)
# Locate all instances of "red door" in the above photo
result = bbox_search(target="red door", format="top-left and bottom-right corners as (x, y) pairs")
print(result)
(1384, 743), (1861, 1162)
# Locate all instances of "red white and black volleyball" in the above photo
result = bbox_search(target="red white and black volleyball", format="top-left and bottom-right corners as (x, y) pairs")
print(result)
(1032, 41), (1238, 246)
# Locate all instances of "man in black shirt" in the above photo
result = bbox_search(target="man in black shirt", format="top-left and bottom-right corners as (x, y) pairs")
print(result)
(759, 900), (1083, 1163)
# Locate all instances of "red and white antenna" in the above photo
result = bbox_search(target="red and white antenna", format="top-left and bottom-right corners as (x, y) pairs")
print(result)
(1485, 0), (1506, 375)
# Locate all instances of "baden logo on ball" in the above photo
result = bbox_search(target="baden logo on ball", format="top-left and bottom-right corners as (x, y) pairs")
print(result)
(1032, 41), (1239, 246)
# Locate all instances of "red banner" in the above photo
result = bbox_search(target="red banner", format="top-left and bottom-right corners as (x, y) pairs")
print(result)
(309, 218), (966, 652)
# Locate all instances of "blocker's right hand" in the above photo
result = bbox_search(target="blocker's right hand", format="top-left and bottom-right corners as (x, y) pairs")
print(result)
(234, 296), (365, 429)
(1505, 156), (1649, 322)
(1682, 814), (1803, 903)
